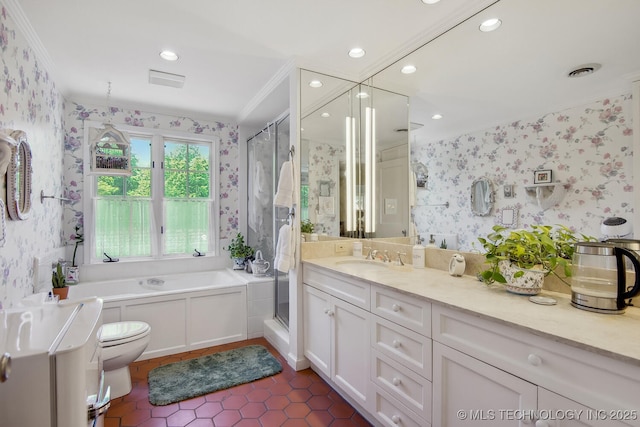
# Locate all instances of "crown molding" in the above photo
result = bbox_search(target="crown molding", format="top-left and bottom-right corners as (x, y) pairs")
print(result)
(2, 0), (64, 93)
(236, 58), (296, 124)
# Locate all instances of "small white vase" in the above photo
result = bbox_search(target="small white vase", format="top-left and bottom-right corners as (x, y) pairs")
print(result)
(499, 260), (545, 295)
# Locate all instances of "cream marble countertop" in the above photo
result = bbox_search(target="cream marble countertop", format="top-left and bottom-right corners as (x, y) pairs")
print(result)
(303, 256), (640, 366)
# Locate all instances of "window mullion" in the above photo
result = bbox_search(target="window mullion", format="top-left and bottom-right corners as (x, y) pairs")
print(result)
(151, 135), (165, 258)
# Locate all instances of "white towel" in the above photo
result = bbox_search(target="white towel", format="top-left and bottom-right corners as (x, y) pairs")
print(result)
(409, 171), (417, 207)
(274, 160), (294, 208)
(274, 223), (296, 272)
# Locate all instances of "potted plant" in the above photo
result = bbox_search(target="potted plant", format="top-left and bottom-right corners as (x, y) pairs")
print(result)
(301, 219), (314, 234)
(226, 233), (254, 270)
(52, 262), (69, 300)
(477, 224), (595, 295)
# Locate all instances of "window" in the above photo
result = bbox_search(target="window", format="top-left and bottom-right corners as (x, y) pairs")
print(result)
(84, 123), (218, 263)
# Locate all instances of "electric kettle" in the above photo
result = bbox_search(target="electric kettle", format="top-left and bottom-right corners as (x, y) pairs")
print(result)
(571, 242), (640, 314)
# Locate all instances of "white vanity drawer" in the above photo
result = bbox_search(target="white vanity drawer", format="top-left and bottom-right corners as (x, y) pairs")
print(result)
(372, 384), (430, 427)
(371, 285), (431, 336)
(303, 264), (370, 310)
(432, 304), (640, 425)
(371, 349), (432, 420)
(371, 315), (432, 379)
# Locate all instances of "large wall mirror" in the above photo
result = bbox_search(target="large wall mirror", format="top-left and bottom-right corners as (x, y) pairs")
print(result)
(367, 0), (640, 248)
(300, 69), (410, 239)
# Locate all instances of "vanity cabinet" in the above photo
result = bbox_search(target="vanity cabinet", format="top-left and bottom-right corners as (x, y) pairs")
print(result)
(432, 305), (640, 427)
(302, 265), (370, 409)
(370, 285), (433, 427)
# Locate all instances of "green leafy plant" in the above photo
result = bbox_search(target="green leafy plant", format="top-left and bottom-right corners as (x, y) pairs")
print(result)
(226, 233), (254, 259)
(477, 224), (596, 285)
(52, 262), (67, 288)
(300, 219), (315, 234)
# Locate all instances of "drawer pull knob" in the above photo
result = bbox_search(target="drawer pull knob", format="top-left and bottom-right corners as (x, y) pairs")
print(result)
(392, 339), (401, 348)
(391, 415), (401, 424)
(527, 354), (542, 366)
(327, 310), (334, 317)
(535, 420), (550, 427)
(392, 303), (401, 312)
(392, 377), (401, 386)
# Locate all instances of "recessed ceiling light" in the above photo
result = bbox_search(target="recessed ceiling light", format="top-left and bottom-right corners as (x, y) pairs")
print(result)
(479, 18), (502, 32)
(348, 47), (366, 58)
(401, 65), (417, 74)
(421, 0), (441, 4)
(432, 114), (443, 120)
(309, 80), (323, 88)
(159, 50), (179, 61)
(321, 112), (330, 118)
(356, 92), (369, 99)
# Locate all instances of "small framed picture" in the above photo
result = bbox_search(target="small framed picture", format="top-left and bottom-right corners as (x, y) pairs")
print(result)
(534, 169), (552, 184)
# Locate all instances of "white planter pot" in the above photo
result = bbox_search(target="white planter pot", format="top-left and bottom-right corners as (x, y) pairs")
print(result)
(499, 260), (546, 295)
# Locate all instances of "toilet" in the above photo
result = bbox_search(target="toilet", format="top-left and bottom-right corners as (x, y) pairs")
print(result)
(99, 321), (151, 399)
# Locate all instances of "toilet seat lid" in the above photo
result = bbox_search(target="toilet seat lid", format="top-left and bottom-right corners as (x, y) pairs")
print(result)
(99, 321), (150, 345)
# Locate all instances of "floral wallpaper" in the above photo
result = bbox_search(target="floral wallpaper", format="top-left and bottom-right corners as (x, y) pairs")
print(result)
(0, 3), (241, 308)
(307, 140), (343, 236)
(63, 103), (240, 252)
(0, 5), (66, 308)
(411, 93), (634, 251)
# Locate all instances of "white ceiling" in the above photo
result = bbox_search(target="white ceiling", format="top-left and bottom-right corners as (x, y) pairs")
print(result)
(7, 0), (495, 124)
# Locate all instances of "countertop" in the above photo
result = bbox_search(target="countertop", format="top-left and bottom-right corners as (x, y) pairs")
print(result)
(302, 256), (640, 366)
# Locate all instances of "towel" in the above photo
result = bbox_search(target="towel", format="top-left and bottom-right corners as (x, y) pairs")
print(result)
(274, 160), (294, 208)
(409, 171), (417, 207)
(274, 223), (296, 272)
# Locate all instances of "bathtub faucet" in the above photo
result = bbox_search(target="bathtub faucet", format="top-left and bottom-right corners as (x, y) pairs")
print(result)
(193, 249), (205, 257)
(103, 252), (119, 263)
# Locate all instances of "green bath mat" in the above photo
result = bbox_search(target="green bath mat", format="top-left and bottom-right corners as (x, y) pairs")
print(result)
(147, 345), (283, 405)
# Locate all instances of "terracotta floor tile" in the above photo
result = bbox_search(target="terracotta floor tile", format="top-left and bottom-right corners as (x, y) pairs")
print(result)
(105, 338), (372, 427)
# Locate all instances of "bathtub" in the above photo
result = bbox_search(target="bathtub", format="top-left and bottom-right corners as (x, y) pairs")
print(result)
(69, 269), (248, 360)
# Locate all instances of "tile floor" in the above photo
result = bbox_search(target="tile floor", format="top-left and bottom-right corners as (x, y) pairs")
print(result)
(105, 337), (373, 427)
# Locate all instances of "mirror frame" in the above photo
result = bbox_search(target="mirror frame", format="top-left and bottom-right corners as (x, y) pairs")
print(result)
(6, 130), (33, 220)
(470, 177), (493, 216)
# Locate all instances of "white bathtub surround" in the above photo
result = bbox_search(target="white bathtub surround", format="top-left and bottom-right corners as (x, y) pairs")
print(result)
(264, 318), (290, 359)
(70, 270), (249, 360)
(69, 269), (278, 361)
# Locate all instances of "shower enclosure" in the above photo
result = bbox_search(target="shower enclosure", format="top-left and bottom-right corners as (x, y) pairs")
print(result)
(247, 113), (291, 328)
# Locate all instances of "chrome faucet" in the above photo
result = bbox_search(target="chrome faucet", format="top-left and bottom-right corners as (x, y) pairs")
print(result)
(381, 250), (391, 263)
(369, 249), (379, 260)
(365, 247), (375, 260)
(395, 251), (406, 266)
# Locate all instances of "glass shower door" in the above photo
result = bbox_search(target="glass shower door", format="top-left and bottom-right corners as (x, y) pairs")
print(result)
(273, 115), (290, 327)
(247, 114), (290, 329)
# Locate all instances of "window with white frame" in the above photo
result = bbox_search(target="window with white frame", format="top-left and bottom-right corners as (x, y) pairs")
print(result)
(84, 123), (218, 263)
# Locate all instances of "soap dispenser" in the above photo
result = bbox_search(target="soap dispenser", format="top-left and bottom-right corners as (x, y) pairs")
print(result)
(426, 234), (437, 248)
(413, 235), (425, 269)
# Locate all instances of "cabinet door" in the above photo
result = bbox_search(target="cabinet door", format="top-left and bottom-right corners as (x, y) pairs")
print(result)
(303, 284), (331, 376)
(433, 342), (537, 427)
(537, 388), (633, 427)
(332, 296), (370, 408)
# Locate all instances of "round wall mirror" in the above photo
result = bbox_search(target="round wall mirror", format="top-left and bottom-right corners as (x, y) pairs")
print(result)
(470, 177), (493, 216)
(6, 130), (33, 220)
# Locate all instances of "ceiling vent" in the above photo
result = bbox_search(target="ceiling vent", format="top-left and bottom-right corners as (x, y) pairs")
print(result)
(567, 63), (601, 78)
(149, 70), (186, 88)
(395, 122), (425, 132)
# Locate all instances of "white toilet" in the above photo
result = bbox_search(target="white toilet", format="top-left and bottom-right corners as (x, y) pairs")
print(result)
(99, 321), (151, 399)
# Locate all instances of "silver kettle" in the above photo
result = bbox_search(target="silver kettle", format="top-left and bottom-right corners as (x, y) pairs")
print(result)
(571, 242), (640, 314)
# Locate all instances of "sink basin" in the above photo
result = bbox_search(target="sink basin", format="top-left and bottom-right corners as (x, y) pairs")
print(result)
(335, 259), (390, 270)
